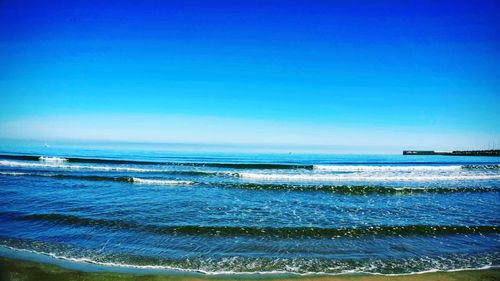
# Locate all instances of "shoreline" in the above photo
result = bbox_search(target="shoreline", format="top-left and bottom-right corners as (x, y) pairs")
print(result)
(1, 246), (499, 278)
(0, 257), (499, 281)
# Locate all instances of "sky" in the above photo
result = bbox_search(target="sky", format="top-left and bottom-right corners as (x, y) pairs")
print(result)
(0, 0), (499, 153)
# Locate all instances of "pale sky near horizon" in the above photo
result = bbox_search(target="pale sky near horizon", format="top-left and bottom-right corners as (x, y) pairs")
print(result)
(1, 1), (499, 152)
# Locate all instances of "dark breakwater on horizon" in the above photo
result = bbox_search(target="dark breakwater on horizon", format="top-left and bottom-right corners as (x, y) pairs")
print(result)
(0, 147), (499, 275)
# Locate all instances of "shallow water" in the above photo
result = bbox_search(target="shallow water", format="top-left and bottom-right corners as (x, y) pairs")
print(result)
(0, 143), (498, 275)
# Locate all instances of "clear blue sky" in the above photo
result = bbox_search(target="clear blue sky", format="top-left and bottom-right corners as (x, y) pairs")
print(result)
(0, 0), (499, 152)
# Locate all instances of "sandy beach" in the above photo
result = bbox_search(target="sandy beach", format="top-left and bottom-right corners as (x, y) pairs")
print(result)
(0, 257), (498, 281)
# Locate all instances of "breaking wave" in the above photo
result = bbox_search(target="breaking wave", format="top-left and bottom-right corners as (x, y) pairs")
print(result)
(314, 165), (463, 171)
(1, 245), (498, 275)
(238, 172), (500, 181)
(39, 156), (67, 163)
(0, 160), (228, 176)
(0, 154), (313, 169)
(0, 172), (193, 186)
(1, 171), (497, 194)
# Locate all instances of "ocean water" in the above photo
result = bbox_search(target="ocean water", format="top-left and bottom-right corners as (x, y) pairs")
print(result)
(0, 143), (499, 275)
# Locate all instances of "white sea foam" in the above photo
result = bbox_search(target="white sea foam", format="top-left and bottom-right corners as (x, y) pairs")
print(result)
(0, 171), (29, 176)
(0, 245), (497, 276)
(0, 160), (160, 173)
(131, 177), (194, 185)
(39, 156), (68, 163)
(238, 172), (500, 181)
(0, 171), (194, 185)
(314, 165), (462, 171)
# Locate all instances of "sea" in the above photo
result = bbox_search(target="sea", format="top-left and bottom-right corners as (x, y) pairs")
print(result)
(0, 141), (498, 276)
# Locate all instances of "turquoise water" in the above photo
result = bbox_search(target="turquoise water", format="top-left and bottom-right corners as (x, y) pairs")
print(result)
(0, 142), (498, 275)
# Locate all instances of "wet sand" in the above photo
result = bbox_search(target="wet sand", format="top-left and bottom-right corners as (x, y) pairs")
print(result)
(0, 257), (498, 281)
